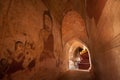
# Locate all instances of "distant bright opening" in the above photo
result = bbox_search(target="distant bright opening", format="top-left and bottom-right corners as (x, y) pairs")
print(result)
(67, 40), (91, 71)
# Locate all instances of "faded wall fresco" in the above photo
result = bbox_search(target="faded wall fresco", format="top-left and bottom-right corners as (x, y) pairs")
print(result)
(39, 10), (55, 61)
(0, 0), (62, 80)
(0, 40), (36, 79)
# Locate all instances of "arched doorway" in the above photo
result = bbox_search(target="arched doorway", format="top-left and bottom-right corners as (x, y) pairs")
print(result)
(62, 11), (92, 71)
(64, 39), (92, 71)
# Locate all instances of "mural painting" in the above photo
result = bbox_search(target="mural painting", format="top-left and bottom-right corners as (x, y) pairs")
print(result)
(39, 10), (55, 61)
(0, 40), (36, 79)
(0, 9), (56, 79)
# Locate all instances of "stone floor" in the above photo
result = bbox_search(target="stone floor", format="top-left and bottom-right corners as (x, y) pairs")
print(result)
(58, 70), (94, 80)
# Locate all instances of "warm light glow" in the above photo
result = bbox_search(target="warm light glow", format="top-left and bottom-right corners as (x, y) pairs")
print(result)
(64, 39), (92, 71)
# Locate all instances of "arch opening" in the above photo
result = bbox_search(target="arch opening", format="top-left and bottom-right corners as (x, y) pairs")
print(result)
(65, 39), (92, 71)
(62, 11), (91, 71)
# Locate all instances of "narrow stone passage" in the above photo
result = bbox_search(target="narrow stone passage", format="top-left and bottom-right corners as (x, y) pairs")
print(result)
(0, 0), (120, 80)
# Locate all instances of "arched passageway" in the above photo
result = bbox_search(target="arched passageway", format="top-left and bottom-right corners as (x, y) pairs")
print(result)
(58, 10), (94, 80)
(61, 11), (92, 71)
(64, 39), (92, 71)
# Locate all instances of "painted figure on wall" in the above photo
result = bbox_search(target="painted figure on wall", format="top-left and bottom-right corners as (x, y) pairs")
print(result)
(22, 40), (36, 70)
(0, 40), (37, 79)
(0, 58), (9, 79)
(0, 41), (25, 79)
(14, 41), (25, 62)
(39, 10), (55, 61)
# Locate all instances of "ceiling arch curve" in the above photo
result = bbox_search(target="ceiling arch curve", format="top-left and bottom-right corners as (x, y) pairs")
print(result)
(62, 11), (88, 45)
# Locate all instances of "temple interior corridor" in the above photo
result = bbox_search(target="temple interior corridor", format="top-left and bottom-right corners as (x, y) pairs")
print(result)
(0, 0), (120, 80)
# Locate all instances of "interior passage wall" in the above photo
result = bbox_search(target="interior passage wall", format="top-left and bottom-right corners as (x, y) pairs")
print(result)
(0, 0), (62, 80)
(86, 0), (120, 80)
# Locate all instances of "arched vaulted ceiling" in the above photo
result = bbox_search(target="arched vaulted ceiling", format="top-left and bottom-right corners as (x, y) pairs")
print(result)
(62, 11), (88, 45)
